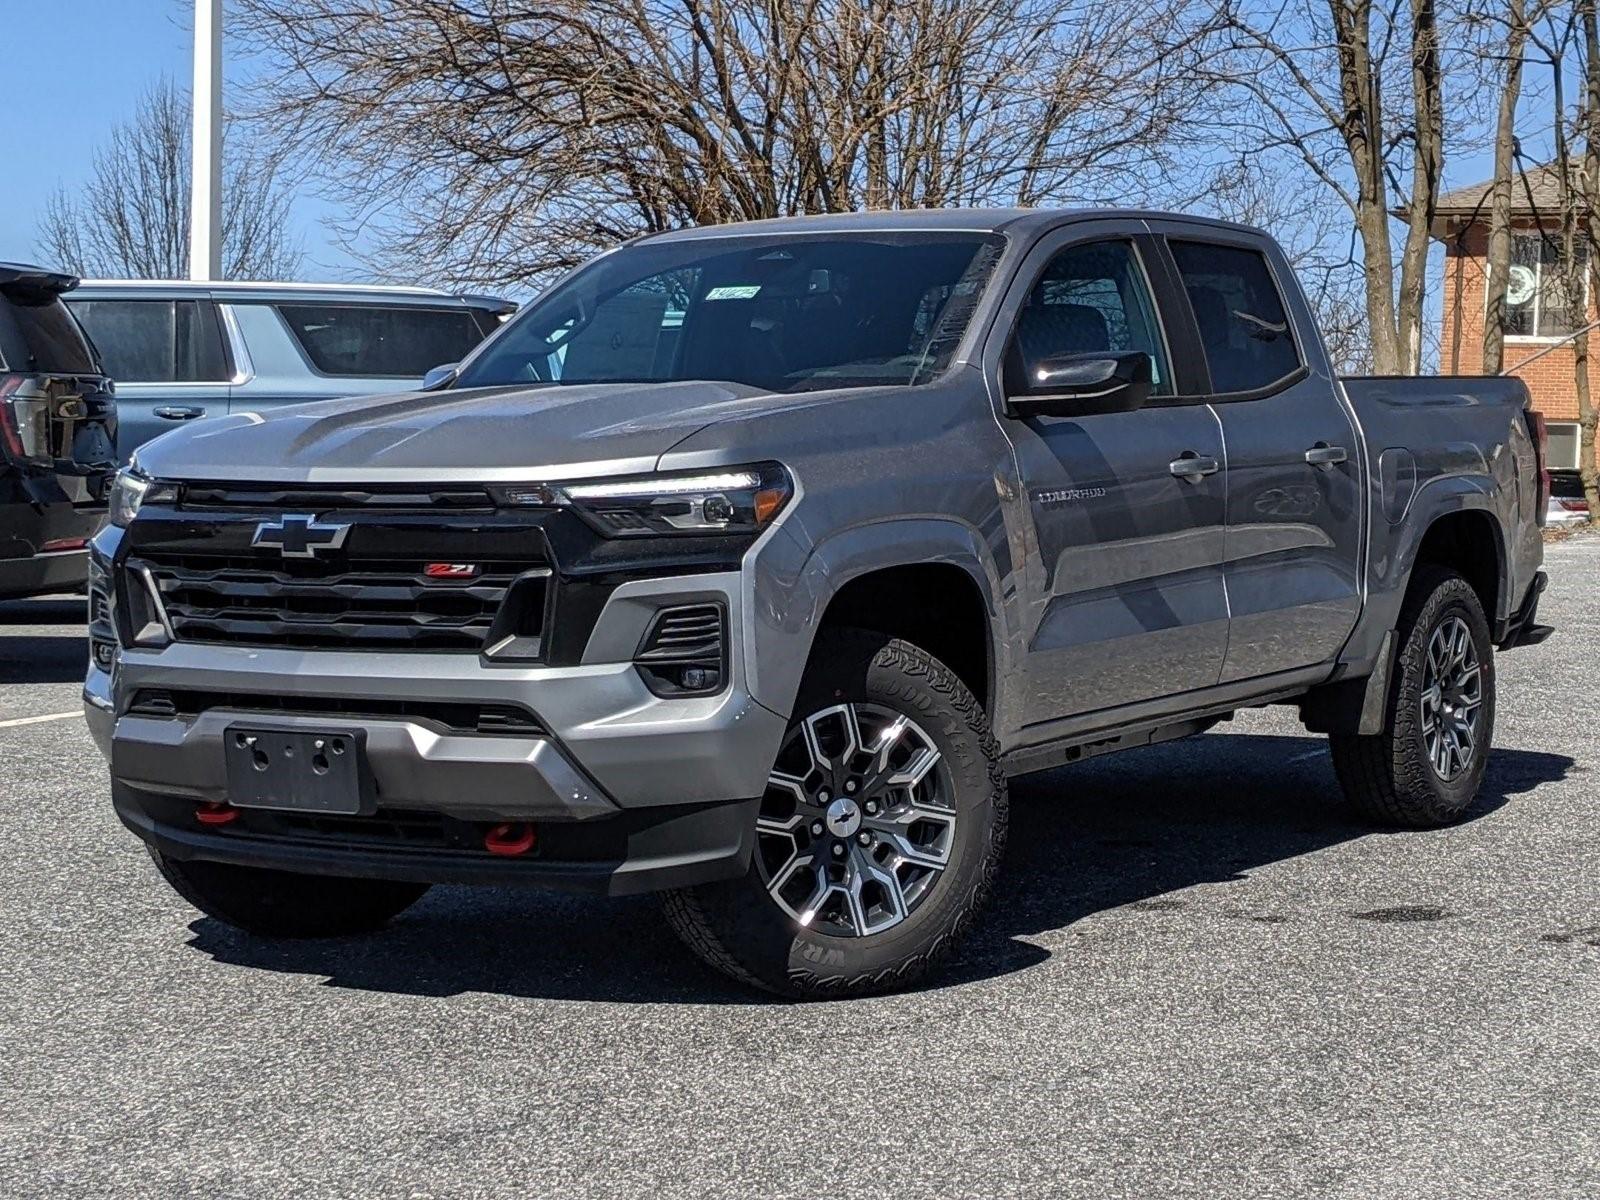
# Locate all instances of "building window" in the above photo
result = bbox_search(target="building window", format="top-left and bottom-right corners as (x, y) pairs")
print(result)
(1504, 231), (1586, 340)
(1546, 421), (1582, 471)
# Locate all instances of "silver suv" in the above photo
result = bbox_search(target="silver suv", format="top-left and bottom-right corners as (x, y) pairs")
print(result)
(65, 281), (511, 459)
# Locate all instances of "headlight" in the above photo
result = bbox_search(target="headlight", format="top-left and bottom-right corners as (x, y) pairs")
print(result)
(107, 468), (174, 528)
(107, 468), (151, 528)
(495, 463), (793, 537)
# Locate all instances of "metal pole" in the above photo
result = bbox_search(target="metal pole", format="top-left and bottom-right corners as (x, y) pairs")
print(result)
(189, 0), (223, 281)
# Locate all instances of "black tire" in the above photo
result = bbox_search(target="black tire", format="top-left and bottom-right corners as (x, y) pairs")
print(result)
(662, 629), (1007, 998)
(1330, 565), (1496, 828)
(148, 847), (430, 938)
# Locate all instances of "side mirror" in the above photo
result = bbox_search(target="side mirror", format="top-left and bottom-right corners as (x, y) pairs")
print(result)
(420, 362), (459, 391)
(1007, 351), (1153, 418)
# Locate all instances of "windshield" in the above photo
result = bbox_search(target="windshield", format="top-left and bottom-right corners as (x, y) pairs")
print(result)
(456, 232), (1005, 392)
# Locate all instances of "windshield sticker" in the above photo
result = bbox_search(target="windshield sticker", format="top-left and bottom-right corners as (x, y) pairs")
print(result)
(705, 285), (762, 301)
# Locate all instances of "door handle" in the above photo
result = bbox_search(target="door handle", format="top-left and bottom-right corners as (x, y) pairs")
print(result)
(154, 406), (207, 421)
(1169, 452), (1220, 482)
(1304, 442), (1348, 467)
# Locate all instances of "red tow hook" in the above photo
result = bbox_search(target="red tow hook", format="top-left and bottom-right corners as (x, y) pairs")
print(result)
(195, 802), (238, 827)
(483, 822), (536, 857)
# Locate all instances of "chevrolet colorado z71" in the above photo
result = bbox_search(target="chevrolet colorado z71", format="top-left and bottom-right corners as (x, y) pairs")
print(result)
(85, 210), (1550, 997)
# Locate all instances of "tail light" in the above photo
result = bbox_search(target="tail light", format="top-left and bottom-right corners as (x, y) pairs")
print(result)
(0, 374), (27, 461)
(1525, 408), (1550, 527)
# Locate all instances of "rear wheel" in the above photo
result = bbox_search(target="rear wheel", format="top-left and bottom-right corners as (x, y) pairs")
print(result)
(1330, 566), (1495, 828)
(662, 630), (1007, 997)
(148, 848), (430, 938)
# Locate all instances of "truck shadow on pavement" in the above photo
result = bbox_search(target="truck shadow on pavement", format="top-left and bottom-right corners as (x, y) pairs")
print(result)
(185, 732), (1574, 1004)
(0, 598), (89, 684)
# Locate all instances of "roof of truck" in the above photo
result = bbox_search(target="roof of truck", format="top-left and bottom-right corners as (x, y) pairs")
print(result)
(636, 207), (1265, 243)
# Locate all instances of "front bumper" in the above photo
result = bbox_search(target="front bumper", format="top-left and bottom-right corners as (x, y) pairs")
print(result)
(86, 567), (790, 895)
(0, 547), (88, 599)
(113, 781), (759, 895)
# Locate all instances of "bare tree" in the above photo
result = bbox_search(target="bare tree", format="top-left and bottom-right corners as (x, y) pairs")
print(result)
(1536, 1), (1600, 522)
(1479, 0), (1540, 374)
(1206, 0), (1475, 375)
(231, 0), (1215, 289)
(37, 78), (303, 281)
(1199, 159), (1377, 371)
(1578, 0), (1600, 522)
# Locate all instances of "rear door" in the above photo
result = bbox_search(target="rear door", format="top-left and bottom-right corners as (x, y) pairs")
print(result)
(67, 293), (232, 459)
(1155, 229), (1363, 681)
(994, 224), (1230, 725)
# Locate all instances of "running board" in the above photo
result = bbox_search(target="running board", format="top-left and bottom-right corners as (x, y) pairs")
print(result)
(1001, 714), (1224, 778)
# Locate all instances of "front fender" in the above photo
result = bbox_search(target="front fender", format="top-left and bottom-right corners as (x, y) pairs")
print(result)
(745, 516), (1012, 725)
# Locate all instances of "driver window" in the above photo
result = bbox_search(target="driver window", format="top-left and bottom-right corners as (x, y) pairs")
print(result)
(1009, 240), (1172, 397)
(553, 269), (698, 382)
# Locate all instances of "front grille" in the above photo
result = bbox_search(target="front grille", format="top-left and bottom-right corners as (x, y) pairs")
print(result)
(179, 482), (495, 512)
(234, 807), (468, 853)
(127, 689), (543, 735)
(130, 553), (545, 652)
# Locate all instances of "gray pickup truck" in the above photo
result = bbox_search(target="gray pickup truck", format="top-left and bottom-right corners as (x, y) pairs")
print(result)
(84, 209), (1551, 997)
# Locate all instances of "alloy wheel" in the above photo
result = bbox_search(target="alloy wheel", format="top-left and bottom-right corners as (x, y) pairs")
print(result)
(1419, 614), (1483, 782)
(756, 703), (956, 937)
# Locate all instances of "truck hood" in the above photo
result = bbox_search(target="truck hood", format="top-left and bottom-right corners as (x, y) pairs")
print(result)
(132, 380), (771, 483)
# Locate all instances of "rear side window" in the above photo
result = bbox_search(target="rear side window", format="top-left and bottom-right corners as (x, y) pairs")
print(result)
(67, 299), (229, 383)
(0, 291), (97, 374)
(1167, 241), (1302, 394)
(276, 304), (488, 377)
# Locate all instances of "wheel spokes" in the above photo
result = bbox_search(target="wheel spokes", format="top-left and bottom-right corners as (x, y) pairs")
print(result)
(864, 804), (955, 870)
(754, 701), (956, 939)
(1419, 615), (1486, 783)
(846, 845), (908, 934)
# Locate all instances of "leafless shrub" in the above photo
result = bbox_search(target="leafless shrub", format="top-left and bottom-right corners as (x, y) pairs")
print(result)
(231, 0), (1216, 288)
(37, 77), (303, 281)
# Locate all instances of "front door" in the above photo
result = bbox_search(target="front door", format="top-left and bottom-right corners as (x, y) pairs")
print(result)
(1161, 234), (1363, 680)
(998, 233), (1230, 727)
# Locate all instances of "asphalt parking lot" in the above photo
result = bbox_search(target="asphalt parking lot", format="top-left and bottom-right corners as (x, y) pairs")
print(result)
(1, 539), (1596, 1199)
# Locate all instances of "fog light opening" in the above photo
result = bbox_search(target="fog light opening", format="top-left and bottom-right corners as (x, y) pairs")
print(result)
(195, 802), (238, 827)
(483, 822), (537, 857)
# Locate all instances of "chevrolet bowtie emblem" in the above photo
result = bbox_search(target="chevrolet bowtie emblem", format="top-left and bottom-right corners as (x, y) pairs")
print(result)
(251, 514), (352, 559)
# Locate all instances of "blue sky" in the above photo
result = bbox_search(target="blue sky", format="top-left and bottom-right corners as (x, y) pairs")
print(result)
(0, 0), (357, 278)
(0, 0), (1529, 295)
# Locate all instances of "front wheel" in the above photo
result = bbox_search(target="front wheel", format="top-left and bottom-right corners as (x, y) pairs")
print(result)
(1330, 565), (1496, 828)
(662, 630), (1007, 998)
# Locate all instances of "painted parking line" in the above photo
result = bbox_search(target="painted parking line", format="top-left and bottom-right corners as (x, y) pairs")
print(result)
(0, 711), (81, 730)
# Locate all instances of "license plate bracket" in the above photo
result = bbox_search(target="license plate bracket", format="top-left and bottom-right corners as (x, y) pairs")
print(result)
(223, 725), (372, 815)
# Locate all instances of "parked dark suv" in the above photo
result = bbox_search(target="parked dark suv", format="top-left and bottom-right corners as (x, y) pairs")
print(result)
(0, 264), (116, 598)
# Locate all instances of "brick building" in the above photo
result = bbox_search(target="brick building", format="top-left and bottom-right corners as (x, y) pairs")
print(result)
(1436, 164), (1589, 478)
